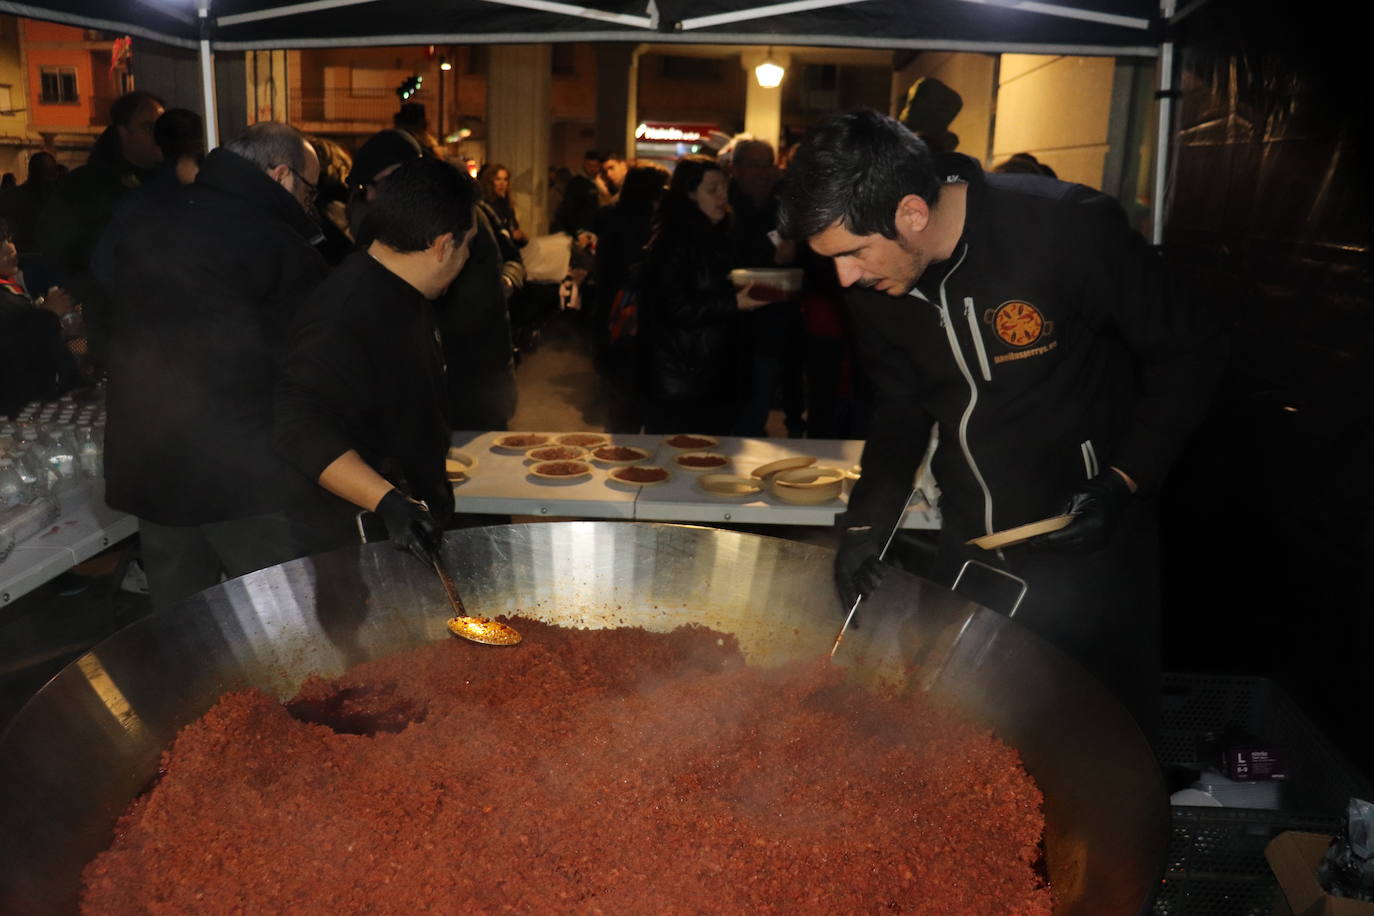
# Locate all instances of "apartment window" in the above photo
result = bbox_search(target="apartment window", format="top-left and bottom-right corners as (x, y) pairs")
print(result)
(40, 66), (79, 105)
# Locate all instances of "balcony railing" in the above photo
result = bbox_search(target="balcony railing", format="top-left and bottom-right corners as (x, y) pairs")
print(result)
(289, 88), (427, 125)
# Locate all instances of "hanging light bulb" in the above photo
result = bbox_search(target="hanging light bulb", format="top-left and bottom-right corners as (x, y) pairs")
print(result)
(755, 48), (784, 89)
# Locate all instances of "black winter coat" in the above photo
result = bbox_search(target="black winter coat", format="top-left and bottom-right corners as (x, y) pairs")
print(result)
(0, 284), (79, 416)
(842, 154), (1226, 544)
(39, 128), (159, 367)
(638, 208), (740, 404)
(92, 148), (328, 526)
(435, 203), (521, 430)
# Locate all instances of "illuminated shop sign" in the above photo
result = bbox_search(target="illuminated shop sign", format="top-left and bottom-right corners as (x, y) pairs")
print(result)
(634, 123), (716, 143)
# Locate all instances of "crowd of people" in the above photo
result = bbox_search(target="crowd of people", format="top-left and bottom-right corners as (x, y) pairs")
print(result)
(0, 90), (869, 611)
(0, 86), (1226, 738)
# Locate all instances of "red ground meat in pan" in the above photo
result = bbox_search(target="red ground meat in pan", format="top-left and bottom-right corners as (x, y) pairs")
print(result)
(81, 622), (1052, 915)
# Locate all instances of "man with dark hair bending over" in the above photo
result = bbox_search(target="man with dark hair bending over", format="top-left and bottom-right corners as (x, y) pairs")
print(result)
(276, 157), (478, 564)
(778, 109), (1226, 737)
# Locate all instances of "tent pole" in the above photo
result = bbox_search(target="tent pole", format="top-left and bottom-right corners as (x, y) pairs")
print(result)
(1151, 0), (1176, 246)
(198, 1), (220, 149)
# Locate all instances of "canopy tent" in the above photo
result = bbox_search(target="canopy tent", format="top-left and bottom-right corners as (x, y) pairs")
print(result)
(1, 0), (1159, 54)
(0, 0), (1177, 241)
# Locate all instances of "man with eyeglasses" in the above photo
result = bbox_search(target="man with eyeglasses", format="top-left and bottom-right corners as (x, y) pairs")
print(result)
(91, 121), (328, 611)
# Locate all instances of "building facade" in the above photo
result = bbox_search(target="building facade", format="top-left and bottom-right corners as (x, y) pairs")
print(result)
(0, 17), (128, 178)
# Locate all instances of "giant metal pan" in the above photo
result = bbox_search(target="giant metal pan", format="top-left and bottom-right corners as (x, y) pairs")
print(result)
(0, 522), (1168, 913)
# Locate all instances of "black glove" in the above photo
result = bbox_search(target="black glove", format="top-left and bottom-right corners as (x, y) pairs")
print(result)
(375, 488), (441, 566)
(834, 525), (887, 616)
(1024, 470), (1134, 554)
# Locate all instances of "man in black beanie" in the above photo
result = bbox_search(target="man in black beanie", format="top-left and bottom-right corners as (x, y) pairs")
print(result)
(345, 128), (425, 240)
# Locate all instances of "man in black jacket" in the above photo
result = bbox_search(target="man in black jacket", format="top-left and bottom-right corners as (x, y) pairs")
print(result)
(345, 129), (522, 432)
(275, 157), (478, 562)
(728, 138), (805, 437)
(39, 91), (165, 367)
(92, 122), (327, 610)
(778, 109), (1226, 735)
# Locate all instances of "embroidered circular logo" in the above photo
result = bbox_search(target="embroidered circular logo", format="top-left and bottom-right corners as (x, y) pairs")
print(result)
(992, 301), (1045, 348)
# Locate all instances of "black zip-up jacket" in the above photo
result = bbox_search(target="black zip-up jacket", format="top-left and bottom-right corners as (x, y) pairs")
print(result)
(92, 148), (327, 525)
(842, 154), (1226, 544)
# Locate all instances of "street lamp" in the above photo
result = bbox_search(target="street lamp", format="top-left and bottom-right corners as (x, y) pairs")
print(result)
(754, 48), (784, 88)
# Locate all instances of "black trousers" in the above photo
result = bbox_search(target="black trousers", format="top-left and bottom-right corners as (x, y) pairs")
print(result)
(933, 503), (1162, 742)
(139, 512), (303, 612)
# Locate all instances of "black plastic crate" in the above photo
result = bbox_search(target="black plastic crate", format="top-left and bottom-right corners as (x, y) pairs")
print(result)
(1151, 674), (1371, 915)
(1153, 807), (1340, 916)
(1158, 674), (1372, 816)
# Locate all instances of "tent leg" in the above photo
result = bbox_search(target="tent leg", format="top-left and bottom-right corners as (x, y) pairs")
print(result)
(1151, 0), (1176, 246)
(198, 4), (219, 149)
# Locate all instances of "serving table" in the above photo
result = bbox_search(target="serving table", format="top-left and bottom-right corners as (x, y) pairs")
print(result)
(450, 430), (941, 530)
(0, 481), (138, 608)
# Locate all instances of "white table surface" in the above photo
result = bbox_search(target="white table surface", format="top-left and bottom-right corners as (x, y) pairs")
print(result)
(450, 431), (941, 530)
(450, 431), (659, 519)
(0, 480), (138, 608)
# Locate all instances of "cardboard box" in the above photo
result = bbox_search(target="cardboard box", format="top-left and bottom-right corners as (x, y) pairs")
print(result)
(1265, 832), (1374, 916)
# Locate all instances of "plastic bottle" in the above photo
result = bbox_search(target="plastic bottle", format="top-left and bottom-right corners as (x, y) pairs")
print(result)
(77, 426), (101, 479)
(13, 445), (50, 498)
(43, 426), (80, 488)
(0, 458), (23, 510)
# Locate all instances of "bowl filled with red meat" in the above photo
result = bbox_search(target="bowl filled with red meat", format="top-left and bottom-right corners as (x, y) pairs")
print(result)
(673, 452), (729, 472)
(663, 433), (719, 451)
(528, 459), (592, 481)
(608, 465), (671, 486)
(492, 432), (551, 452)
(590, 444), (651, 466)
(525, 444), (588, 463)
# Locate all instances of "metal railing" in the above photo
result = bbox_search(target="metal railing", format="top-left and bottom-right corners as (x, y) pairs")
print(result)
(289, 88), (426, 125)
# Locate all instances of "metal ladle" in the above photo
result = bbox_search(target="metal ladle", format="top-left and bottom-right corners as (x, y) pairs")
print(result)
(357, 509), (521, 646)
(433, 554), (522, 646)
(829, 484), (923, 658)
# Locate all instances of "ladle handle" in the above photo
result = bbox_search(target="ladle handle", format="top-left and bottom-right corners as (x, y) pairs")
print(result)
(952, 560), (1028, 618)
(829, 484), (923, 658)
(432, 554), (470, 619)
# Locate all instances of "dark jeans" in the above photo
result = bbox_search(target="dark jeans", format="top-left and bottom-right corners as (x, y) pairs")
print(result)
(139, 512), (303, 612)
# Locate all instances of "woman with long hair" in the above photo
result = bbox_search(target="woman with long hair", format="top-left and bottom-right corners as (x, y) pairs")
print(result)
(477, 163), (526, 247)
(637, 155), (764, 434)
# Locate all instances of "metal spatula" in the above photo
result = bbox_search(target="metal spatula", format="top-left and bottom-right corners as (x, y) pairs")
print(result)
(829, 484), (923, 658)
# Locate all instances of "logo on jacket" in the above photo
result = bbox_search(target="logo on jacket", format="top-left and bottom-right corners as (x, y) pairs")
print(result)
(985, 300), (1052, 348)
